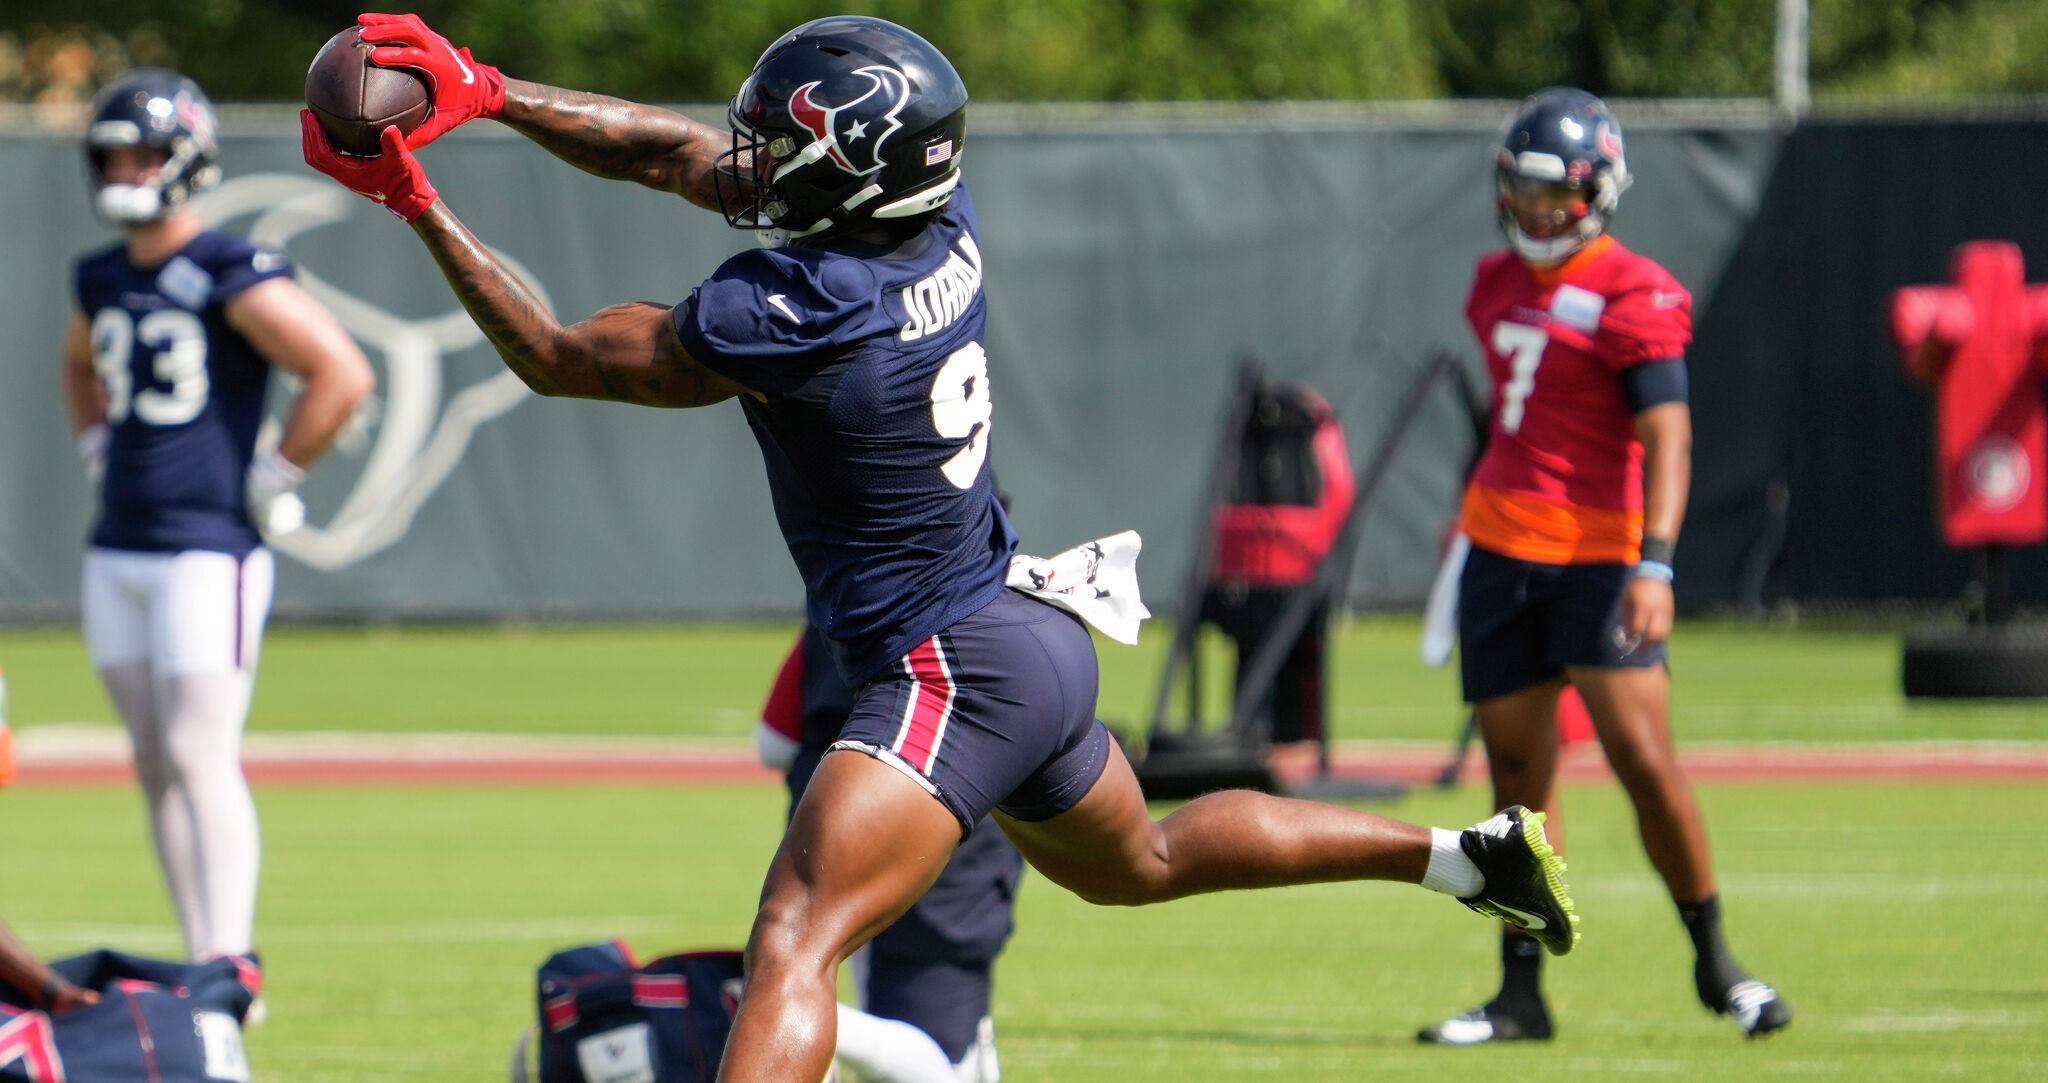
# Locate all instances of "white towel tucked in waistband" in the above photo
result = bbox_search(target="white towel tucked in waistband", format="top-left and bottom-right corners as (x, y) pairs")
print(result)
(1005, 530), (1150, 645)
(1419, 531), (1470, 667)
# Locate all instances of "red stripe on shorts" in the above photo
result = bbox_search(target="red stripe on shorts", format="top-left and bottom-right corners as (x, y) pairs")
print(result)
(893, 636), (956, 774)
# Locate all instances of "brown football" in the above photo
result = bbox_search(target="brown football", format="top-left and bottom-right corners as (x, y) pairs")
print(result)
(305, 26), (431, 157)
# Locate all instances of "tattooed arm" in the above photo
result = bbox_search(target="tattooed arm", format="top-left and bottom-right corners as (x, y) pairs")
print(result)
(409, 201), (746, 407)
(497, 79), (739, 213)
(355, 17), (748, 212)
(300, 109), (742, 408)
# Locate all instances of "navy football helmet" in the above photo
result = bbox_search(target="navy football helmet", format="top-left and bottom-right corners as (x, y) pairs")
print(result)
(1496, 87), (1630, 264)
(85, 68), (222, 224)
(714, 17), (968, 243)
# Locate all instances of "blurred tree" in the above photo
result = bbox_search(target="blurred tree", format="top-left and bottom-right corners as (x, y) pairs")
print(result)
(1812, 0), (2048, 98)
(2, 0), (2044, 104)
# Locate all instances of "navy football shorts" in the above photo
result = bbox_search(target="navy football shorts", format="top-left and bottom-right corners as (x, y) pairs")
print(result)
(833, 588), (1114, 835)
(1458, 542), (1667, 704)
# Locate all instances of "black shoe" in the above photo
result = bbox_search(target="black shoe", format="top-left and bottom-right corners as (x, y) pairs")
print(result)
(1714, 978), (1792, 1038)
(1417, 1000), (1553, 1044)
(1456, 806), (1580, 956)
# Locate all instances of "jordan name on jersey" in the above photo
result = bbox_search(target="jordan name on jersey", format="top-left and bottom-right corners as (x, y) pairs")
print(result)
(899, 234), (983, 343)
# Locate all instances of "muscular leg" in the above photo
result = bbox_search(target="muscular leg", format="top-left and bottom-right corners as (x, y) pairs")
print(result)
(1567, 665), (1713, 902)
(994, 740), (1429, 907)
(725, 738), (1455, 1080)
(1474, 677), (1568, 850)
(1469, 678), (1568, 1032)
(1569, 663), (1790, 1034)
(719, 749), (963, 1083)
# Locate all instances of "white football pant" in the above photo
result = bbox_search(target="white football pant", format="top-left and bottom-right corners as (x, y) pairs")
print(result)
(82, 546), (273, 960)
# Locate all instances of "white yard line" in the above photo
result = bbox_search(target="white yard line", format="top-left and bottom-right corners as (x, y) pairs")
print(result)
(15, 914), (676, 950)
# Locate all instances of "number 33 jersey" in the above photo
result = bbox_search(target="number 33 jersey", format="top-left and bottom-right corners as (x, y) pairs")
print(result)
(1459, 235), (1691, 565)
(75, 232), (294, 558)
(673, 184), (1016, 684)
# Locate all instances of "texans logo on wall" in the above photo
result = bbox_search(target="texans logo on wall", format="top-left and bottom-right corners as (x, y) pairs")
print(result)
(193, 174), (544, 570)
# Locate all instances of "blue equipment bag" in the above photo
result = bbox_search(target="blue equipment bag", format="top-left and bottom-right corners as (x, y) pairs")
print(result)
(0, 950), (257, 1082)
(514, 940), (746, 1083)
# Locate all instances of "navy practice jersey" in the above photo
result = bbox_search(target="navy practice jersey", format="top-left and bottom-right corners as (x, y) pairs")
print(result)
(75, 231), (293, 557)
(674, 185), (1016, 684)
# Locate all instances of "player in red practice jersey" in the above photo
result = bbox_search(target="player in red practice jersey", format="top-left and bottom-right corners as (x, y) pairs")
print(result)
(1418, 88), (1791, 1046)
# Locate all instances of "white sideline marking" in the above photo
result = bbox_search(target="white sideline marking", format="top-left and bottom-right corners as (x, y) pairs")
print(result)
(1555, 1057), (1843, 1074)
(13, 724), (761, 765)
(1585, 871), (2048, 899)
(1840, 1010), (2033, 1033)
(16, 915), (674, 950)
(1201, 870), (2048, 908)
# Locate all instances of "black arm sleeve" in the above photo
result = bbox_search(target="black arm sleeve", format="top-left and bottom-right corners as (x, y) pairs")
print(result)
(1621, 357), (1689, 413)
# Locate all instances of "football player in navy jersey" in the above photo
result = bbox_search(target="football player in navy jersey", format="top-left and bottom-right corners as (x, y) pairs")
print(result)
(305, 14), (1583, 1079)
(62, 69), (375, 967)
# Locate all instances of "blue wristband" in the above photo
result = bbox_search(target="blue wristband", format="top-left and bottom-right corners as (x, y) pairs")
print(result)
(1634, 560), (1675, 583)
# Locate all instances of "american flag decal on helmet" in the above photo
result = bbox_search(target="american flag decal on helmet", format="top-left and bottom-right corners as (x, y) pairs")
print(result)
(926, 139), (953, 165)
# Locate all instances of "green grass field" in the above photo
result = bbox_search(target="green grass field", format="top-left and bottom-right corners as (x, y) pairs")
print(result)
(2, 617), (2046, 1080)
(3, 614), (2045, 742)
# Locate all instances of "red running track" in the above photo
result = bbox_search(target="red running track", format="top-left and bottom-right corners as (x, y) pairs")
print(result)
(8, 732), (2048, 788)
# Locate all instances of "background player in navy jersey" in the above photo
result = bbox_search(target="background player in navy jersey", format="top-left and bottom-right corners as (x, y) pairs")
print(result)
(759, 618), (1016, 1083)
(304, 14), (1582, 1079)
(1416, 88), (1790, 1046)
(61, 69), (375, 967)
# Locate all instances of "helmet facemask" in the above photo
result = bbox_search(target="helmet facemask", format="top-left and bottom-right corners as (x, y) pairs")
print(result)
(1496, 159), (1619, 265)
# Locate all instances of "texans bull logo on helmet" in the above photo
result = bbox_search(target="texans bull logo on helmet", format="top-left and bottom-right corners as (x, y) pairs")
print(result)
(1596, 122), (1624, 165)
(787, 65), (910, 177)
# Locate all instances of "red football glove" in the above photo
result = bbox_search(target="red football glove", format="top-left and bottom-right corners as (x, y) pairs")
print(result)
(300, 112), (440, 223)
(356, 12), (505, 149)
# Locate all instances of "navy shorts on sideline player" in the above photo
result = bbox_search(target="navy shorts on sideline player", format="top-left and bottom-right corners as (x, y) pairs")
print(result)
(1458, 542), (1666, 703)
(833, 588), (1112, 835)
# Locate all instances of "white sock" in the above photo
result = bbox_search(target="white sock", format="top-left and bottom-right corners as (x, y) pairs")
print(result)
(834, 1003), (961, 1083)
(953, 1015), (999, 1083)
(157, 670), (261, 958)
(107, 661), (209, 957)
(1420, 827), (1485, 897)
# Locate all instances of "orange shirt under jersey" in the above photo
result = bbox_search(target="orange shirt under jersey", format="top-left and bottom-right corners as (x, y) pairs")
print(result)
(1460, 236), (1691, 565)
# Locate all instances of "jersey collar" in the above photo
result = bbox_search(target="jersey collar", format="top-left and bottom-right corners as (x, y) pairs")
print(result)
(1525, 234), (1616, 287)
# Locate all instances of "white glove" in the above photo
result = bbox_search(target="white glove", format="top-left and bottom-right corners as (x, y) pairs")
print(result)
(246, 448), (308, 536)
(77, 423), (109, 493)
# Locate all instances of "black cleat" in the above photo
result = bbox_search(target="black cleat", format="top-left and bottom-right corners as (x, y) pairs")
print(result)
(1456, 806), (1580, 956)
(1417, 1000), (1553, 1044)
(1715, 979), (1792, 1038)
